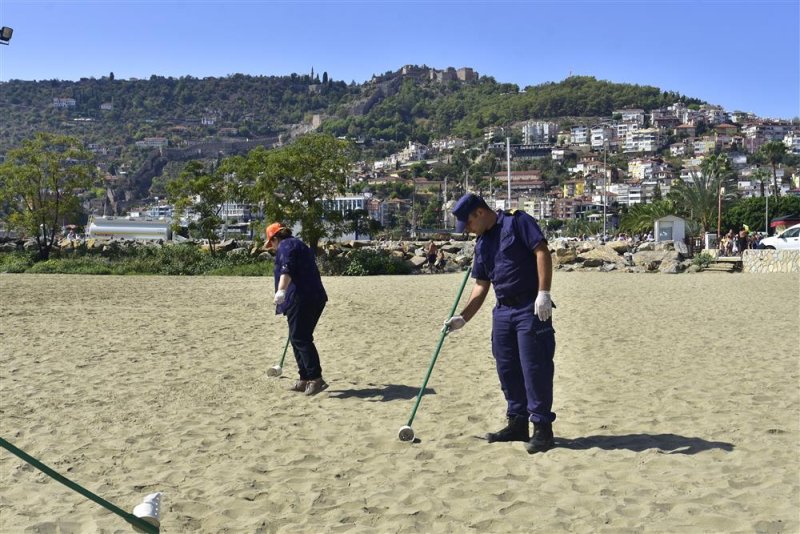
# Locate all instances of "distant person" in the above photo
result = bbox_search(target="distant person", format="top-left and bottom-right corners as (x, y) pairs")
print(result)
(738, 225), (749, 255)
(443, 193), (557, 454)
(434, 249), (447, 272)
(425, 240), (438, 273)
(266, 223), (329, 396)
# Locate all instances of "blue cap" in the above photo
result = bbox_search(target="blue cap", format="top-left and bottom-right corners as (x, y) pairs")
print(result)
(451, 193), (489, 233)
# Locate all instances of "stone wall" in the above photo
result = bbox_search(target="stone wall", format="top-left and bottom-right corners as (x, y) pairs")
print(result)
(742, 250), (800, 273)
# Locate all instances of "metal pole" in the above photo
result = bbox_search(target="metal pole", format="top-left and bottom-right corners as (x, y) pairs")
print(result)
(405, 265), (472, 428)
(603, 142), (607, 241)
(506, 137), (512, 210)
(765, 183), (769, 236)
(0, 437), (159, 533)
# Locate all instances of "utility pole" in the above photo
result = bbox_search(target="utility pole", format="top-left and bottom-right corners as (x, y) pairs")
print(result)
(603, 141), (607, 242)
(443, 175), (448, 229)
(506, 137), (512, 210)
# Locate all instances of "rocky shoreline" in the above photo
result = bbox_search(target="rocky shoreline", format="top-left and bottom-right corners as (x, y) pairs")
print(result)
(0, 235), (703, 274)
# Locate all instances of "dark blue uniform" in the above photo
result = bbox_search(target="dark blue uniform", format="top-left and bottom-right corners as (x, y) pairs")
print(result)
(473, 210), (556, 425)
(274, 237), (328, 381)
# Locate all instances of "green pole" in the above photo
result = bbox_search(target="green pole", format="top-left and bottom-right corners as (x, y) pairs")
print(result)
(0, 437), (159, 534)
(406, 264), (472, 427)
(278, 336), (290, 368)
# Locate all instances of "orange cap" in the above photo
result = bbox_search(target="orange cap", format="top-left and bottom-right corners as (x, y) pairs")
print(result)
(266, 222), (284, 242)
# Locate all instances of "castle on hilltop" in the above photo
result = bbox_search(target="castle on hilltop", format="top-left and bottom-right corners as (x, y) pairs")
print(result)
(372, 65), (479, 84)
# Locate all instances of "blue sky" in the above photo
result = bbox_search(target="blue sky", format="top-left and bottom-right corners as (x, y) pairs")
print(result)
(1, 0), (798, 119)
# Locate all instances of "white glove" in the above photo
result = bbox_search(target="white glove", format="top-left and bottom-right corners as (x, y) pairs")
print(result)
(273, 289), (286, 305)
(442, 315), (466, 333)
(534, 291), (552, 322)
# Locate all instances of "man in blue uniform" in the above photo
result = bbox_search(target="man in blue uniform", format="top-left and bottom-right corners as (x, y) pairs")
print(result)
(444, 194), (556, 453)
(267, 222), (329, 396)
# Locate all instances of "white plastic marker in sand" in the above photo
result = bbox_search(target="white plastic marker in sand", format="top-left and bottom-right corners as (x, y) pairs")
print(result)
(267, 337), (291, 377)
(132, 492), (163, 532)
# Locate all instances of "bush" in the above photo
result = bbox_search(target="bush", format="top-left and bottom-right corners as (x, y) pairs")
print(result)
(0, 251), (35, 273)
(27, 257), (113, 275)
(341, 249), (412, 276)
(692, 252), (715, 269)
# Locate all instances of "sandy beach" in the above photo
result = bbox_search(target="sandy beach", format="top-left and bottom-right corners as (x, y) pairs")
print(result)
(1, 271), (798, 533)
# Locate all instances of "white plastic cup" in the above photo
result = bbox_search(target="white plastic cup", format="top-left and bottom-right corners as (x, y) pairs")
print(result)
(132, 492), (163, 530)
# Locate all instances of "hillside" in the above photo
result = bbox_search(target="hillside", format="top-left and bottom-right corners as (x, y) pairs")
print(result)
(0, 67), (708, 212)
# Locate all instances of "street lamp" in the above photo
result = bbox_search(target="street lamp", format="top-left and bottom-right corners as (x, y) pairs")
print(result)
(602, 140), (608, 242)
(0, 27), (13, 45)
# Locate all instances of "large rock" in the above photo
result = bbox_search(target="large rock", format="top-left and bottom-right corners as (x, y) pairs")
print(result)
(577, 245), (627, 269)
(408, 256), (428, 269)
(606, 240), (631, 254)
(659, 259), (684, 274)
(632, 250), (681, 269)
(553, 245), (578, 264)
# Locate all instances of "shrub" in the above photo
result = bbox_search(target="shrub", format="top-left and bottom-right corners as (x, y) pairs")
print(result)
(692, 252), (715, 269)
(27, 257), (113, 275)
(341, 249), (412, 276)
(0, 251), (35, 273)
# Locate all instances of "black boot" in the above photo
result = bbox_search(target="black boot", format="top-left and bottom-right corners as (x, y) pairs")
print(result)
(526, 422), (555, 454)
(486, 415), (529, 443)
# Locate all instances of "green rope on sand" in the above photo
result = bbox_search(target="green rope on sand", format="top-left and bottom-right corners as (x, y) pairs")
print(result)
(0, 437), (159, 534)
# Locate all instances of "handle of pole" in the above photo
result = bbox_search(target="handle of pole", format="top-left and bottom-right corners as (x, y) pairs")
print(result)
(406, 264), (472, 427)
(278, 336), (290, 367)
(0, 437), (159, 533)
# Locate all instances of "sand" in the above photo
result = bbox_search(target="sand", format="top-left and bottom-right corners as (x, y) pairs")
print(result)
(1, 271), (798, 533)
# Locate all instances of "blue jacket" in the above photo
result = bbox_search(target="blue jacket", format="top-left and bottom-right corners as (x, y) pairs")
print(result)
(273, 237), (327, 315)
(472, 210), (547, 301)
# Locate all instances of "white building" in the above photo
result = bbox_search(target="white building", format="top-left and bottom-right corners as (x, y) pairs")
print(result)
(570, 126), (589, 145)
(624, 129), (662, 153)
(590, 126), (615, 150)
(523, 121), (559, 144)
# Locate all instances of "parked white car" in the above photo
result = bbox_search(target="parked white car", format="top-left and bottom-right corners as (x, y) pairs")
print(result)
(760, 223), (800, 250)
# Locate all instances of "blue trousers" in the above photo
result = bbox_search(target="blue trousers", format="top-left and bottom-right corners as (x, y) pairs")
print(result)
(285, 297), (326, 380)
(491, 301), (556, 424)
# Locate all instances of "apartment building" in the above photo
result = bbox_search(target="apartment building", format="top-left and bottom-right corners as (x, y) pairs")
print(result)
(623, 128), (663, 153)
(53, 97), (76, 108)
(523, 121), (559, 144)
(590, 125), (615, 150)
(570, 126), (589, 145)
(614, 109), (646, 125)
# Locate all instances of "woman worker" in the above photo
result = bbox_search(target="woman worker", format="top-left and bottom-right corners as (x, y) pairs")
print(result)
(266, 222), (329, 395)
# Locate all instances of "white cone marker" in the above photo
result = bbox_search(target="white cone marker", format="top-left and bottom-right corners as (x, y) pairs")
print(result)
(132, 492), (163, 531)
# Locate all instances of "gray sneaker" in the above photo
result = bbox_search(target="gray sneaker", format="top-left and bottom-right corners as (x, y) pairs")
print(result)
(304, 378), (328, 396)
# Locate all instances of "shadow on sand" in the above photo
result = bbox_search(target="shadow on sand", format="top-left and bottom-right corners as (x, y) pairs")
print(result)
(327, 384), (433, 402)
(555, 433), (734, 454)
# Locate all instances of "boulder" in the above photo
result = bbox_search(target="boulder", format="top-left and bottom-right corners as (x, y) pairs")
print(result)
(408, 256), (428, 269)
(553, 246), (578, 264)
(673, 240), (690, 257)
(632, 250), (680, 269)
(606, 240), (631, 254)
(659, 259), (684, 274)
(577, 245), (627, 269)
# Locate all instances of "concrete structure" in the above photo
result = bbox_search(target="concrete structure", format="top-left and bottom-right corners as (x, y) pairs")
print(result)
(87, 217), (172, 241)
(654, 215), (686, 243)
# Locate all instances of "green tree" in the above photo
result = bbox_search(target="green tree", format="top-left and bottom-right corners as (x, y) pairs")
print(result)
(166, 160), (238, 255)
(0, 132), (97, 259)
(246, 133), (353, 250)
(758, 141), (787, 197)
(668, 154), (735, 233)
(618, 200), (675, 235)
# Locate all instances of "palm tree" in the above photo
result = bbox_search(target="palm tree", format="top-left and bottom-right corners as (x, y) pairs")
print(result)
(618, 200), (675, 235)
(669, 153), (735, 234)
(758, 141), (786, 197)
